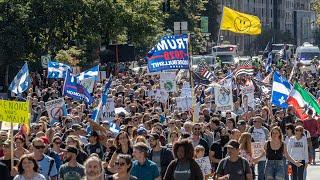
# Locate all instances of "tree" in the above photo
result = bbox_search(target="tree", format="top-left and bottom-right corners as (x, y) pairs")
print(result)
(164, 0), (209, 54)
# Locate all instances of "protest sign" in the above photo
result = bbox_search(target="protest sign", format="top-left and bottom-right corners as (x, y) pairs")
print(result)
(102, 98), (115, 121)
(242, 85), (255, 111)
(0, 100), (30, 124)
(181, 81), (192, 97)
(80, 77), (95, 93)
(214, 84), (233, 111)
(0, 122), (19, 130)
(160, 72), (177, 92)
(252, 142), (264, 159)
(176, 96), (192, 111)
(146, 34), (189, 72)
(45, 98), (67, 122)
(195, 156), (211, 175)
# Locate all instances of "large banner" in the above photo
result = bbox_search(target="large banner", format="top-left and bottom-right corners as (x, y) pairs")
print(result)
(214, 84), (233, 111)
(146, 34), (189, 72)
(45, 98), (67, 122)
(160, 72), (177, 92)
(176, 96), (192, 111)
(63, 71), (94, 104)
(0, 100), (30, 124)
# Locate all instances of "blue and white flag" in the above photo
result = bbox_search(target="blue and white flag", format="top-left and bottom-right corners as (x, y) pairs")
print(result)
(63, 71), (94, 104)
(265, 52), (273, 72)
(271, 71), (292, 108)
(76, 65), (99, 81)
(47, 61), (72, 78)
(9, 63), (31, 95)
(92, 75), (113, 122)
(145, 34), (189, 72)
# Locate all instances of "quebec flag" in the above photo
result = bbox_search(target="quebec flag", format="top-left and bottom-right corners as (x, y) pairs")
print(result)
(271, 71), (292, 108)
(47, 61), (72, 78)
(9, 63), (31, 95)
(145, 34), (189, 72)
(76, 65), (99, 81)
(63, 70), (93, 104)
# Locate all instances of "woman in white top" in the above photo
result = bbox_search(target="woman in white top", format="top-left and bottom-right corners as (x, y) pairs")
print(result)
(287, 125), (309, 180)
(14, 154), (45, 180)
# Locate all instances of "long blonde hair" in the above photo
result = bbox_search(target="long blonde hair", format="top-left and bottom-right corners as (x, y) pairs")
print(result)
(238, 132), (252, 155)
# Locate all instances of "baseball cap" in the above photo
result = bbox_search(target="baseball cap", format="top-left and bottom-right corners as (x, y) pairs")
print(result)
(225, 140), (240, 149)
(66, 146), (78, 155)
(86, 131), (99, 137)
(137, 127), (147, 135)
(237, 120), (246, 126)
(148, 133), (160, 140)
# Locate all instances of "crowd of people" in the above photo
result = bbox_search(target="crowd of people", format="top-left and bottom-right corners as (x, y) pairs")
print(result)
(0, 58), (319, 180)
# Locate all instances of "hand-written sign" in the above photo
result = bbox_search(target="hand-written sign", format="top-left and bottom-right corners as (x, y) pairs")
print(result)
(195, 156), (211, 175)
(0, 100), (30, 124)
(252, 142), (264, 159)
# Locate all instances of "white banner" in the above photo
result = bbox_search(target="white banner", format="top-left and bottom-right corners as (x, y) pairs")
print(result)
(195, 156), (211, 175)
(176, 96), (192, 111)
(160, 72), (177, 92)
(45, 98), (67, 122)
(251, 142), (264, 159)
(181, 81), (192, 97)
(214, 84), (233, 111)
(102, 98), (115, 121)
(242, 85), (255, 111)
(79, 77), (95, 93)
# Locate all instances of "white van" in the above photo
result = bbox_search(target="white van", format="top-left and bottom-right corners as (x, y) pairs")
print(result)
(295, 42), (320, 72)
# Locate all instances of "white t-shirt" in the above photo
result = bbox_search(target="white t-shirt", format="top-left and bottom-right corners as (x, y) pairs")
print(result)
(251, 128), (266, 143)
(14, 173), (46, 180)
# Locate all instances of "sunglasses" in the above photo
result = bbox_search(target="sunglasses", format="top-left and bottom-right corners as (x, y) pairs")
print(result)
(115, 161), (126, 166)
(295, 129), (303, 132)
(34, 145), (45, 149)
(54, 141), (61, 144)
(194, 128), (201, 131)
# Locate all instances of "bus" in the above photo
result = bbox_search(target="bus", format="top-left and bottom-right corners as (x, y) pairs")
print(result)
(212, 44), (238, 65)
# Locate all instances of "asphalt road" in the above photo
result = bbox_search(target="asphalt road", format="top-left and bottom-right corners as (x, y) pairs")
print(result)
(306, 150), (320, 180)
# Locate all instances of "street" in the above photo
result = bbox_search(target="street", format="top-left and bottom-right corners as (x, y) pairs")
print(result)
(307, 150), (320, 180)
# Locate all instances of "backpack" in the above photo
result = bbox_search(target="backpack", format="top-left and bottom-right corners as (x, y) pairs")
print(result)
(47, 158), (54, 177)
(221, 156), (247, 176)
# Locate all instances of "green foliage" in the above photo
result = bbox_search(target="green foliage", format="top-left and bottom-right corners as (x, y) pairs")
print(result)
(55, 46), (84, 66)
(253, 29), (294, 52)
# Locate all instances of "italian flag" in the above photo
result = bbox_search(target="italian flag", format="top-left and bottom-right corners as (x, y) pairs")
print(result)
(287, 83), (320, 120)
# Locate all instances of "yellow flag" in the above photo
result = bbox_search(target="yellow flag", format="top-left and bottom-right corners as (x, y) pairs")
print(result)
(221, 7), (261, 35)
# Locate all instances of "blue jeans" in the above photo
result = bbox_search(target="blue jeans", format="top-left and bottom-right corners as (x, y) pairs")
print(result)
(264, 160), (285, 180)
(284, 160), (289, 180)
(257, 161), (266, 180)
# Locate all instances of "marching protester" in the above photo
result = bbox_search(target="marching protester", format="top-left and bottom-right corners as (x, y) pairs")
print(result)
(14, 154), (45, 180)
(83, 154), (105, 180)
(59, 146), (85, 180)
(106, 154), (137, 180)
(163, 139), (203, 180)
(287, 125), (309, 180)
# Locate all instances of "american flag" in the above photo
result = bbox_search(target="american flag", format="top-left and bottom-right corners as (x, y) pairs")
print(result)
(196, 62), (215, 81)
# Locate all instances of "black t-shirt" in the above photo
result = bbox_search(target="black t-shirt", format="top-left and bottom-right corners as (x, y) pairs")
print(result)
(0, 158), (19, 180)
(0, 162), (9, 180)
(216, 157), (251, 180)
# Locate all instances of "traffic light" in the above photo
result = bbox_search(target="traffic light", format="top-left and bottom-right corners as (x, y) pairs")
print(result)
(163, 0), (170, 12)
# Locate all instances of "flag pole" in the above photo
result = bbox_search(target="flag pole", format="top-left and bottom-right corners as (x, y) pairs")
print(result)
(10, 122), (14, 170)
(188, 34), (196, 123)
(217, 6), (225, 45)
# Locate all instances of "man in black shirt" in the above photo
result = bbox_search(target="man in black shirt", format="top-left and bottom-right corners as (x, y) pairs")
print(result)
(84, 131), (105, 159)
(216, 140), (252, 180)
